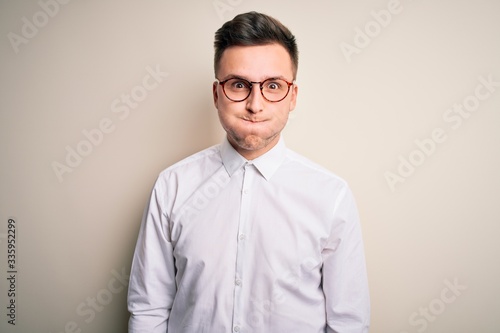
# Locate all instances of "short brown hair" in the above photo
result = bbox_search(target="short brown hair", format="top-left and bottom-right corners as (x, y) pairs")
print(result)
(214, 11), (298, 78)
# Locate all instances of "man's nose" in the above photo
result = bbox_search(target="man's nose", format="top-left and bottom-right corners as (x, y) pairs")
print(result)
(245, 84), (264, 113)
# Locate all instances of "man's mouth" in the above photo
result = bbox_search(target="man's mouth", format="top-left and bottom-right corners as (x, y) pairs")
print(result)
(242, 117), (265, 123)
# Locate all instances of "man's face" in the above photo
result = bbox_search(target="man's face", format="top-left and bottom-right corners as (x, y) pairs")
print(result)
(213, 43), (298, 160)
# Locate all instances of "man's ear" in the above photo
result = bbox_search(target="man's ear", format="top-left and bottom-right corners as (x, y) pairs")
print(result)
(289, 83), (298, 112)
(213, 81), (219, 108)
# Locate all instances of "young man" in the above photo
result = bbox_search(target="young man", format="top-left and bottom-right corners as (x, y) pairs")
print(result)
(128, 11), (370, 332)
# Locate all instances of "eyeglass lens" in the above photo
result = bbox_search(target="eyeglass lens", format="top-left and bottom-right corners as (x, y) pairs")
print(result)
(223, 78), (291, 102)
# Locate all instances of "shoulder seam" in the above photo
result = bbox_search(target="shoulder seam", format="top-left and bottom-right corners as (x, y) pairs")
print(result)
(159, 144), (221, 176)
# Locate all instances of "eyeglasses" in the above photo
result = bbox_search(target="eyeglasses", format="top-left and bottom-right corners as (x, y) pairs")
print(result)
(216, 77), (294, 102)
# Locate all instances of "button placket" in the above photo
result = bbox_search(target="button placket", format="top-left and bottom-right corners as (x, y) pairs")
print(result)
(231, 163), (253, 332)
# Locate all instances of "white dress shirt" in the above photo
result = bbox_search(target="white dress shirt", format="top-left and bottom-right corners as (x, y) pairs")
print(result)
(128, 137), (370, 333)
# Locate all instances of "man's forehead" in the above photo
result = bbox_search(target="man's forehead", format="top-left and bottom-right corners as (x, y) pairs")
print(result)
(220, 43), (290, 59)
(218, 43), (294, 79)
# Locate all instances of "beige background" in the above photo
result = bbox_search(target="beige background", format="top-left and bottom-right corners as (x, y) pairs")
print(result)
(1, 0), (499, 332)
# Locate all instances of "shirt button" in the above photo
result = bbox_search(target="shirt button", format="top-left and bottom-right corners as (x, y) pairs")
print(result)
(239, 234), (245, 240)
(233, 326), (240, 332)
(235, 279), (242, 286)
(243, 189), (249, 194)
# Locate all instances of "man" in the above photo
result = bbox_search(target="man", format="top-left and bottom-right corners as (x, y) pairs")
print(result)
(128, 11), (370, 332)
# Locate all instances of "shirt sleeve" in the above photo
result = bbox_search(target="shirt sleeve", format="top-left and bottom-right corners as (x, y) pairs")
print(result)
(128, 179), (177, 333)
(322, 185), (370, 333)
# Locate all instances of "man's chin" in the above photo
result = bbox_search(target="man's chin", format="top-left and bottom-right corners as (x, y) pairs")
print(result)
(229, 133), (279, 154)
(235, 135), (266, 151)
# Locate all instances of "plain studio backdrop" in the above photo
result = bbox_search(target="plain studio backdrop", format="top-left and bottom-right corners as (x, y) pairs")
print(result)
(1, 1), (499, 332)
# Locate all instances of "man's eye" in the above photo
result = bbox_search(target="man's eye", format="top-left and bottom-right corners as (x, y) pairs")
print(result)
(266, 81), (281, 90)
(231, 81), (249, 89)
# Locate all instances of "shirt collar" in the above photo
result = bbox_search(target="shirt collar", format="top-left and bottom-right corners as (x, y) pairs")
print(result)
(220, 137), (247, 177)
(220, 136), (287, 181)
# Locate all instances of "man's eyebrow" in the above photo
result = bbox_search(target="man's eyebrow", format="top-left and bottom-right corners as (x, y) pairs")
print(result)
(221, 74), (290, 81)
(222, 74), (248, 81)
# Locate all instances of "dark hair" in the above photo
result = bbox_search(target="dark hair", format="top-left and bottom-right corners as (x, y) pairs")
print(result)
(214, 11), (298, 78)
